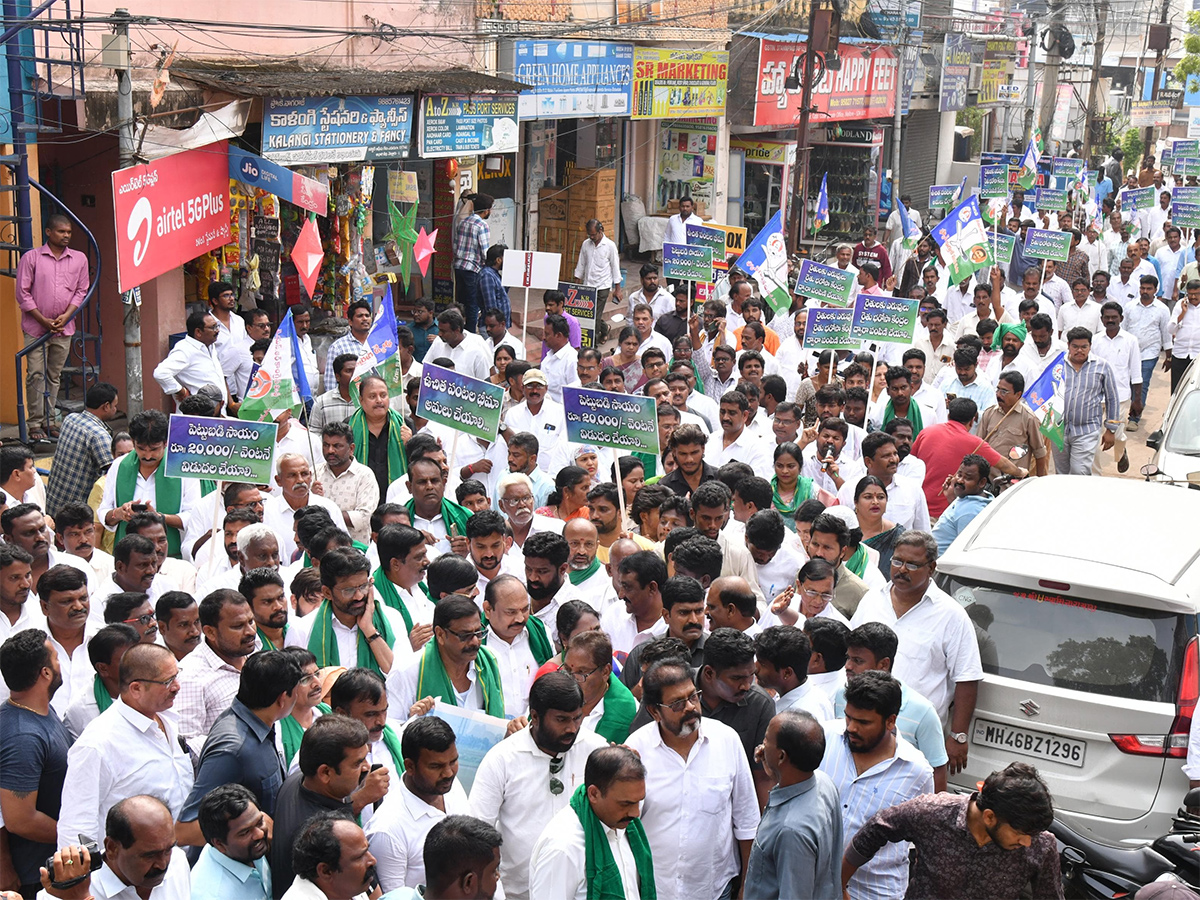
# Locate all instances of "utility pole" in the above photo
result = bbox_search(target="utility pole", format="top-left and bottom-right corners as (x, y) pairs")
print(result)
(113, 8), (142, 417)
(1082, 0), (1108, 162)
(787, 20), (818, 254)
(890, 23), (908, 206)
(1143, 0), (1171, 159)
(1024, 21), (1037, 139)
(1037, 9), (1064, 145)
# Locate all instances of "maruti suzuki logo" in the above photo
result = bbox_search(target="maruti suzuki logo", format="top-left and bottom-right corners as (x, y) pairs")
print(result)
(1019, 699), (1040, 718)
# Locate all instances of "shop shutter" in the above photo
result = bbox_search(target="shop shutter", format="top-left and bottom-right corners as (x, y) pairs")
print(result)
(900, 109), (940, 221)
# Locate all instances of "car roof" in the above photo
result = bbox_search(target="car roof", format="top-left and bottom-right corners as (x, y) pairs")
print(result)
(941, 476), (1200, 596)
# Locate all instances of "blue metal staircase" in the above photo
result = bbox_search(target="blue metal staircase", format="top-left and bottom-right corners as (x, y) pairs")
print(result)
(2, 0), (98, 443)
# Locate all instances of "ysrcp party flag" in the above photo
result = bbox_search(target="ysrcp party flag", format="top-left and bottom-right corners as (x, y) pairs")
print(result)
(1023, 351), (1066, 451)
(812, 173), (830, 234)
(240, 308), (304, 422)
(897, 196), (921, 250)
(738, 210), (791, 315)
(1016, 138), (1041, 191)
(931, 195), (993, 283)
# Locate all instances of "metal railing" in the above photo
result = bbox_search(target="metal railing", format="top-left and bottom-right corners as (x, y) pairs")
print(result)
(14, 178), (102, 443)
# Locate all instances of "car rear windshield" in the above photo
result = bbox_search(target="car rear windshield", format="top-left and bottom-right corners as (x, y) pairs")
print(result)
(938, 575), (1188, 703)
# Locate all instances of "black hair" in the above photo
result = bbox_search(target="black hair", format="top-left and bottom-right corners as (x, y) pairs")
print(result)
(703, 626), (755, 673)
(53, 502), (95, 533)
(976, 762), (1056, 834)
(803, 617), (850, 670)
(239, 566), (284, 602)
(113, 534), (155, 567)
(433, 594), (480, 630)
(129, 409), (169, 446)
(745, 508), (785, 554)
(318, 547), (371, 589)
(465, 509), (507, 541)
(586, 481), (620, 509)
(719, 389), (748, 412)
(87, 623), (140, 668)
(810, 512), (849, 548)
(0, 444), (33, 484)
(237, 650), (302, 710)
(546, 465), (588, 507)
(198, 589), (248, 629)
(298, 714), (370, 777)
(999, 370), (1025, 394)
(616, 550), (667, 590)
(584, 746), (646, 793)
(754, 625), (812, 680)
(104, 591), (151, 625)
(797, 557), (836, 585)
(960, 453), (992, 483)
(847, 621), (898, 666)
(760, 374), (788, 403)
(155, 591), (196, 624)
(424, 816), (504, 896)
(401, 714), (456, 766)
(716, 461), (755, 496)
(660, 574), (705, 612)
(555, 599), (599, 644)
(377, 523), (426, 572)
(775, 710), (826, 771)
(523, 531), (569, 569)
(0, 503), (40, 537)
(36, 563), (87, 599)
(642, 659), (693, 708)
(690, 480), (731, 514)
(795, 499), (827, 527)
(853, 475), (889, 505)
(292, 810), (357, 881)
(309, 526), (352, 561)
(330, 666), (387, 710)
(947, 397), (979, 425)
(427, 554), (478, 600)
(295, 508), (336, 550)
(734, 476), (772, 513)
(529, 669), (584, 716)
(843, 668), (902, 719)
(629, 484), (673, 533)
(0, 627), (50, 691)
(670, 535), (721, 583)
(197, 783), (258, 846)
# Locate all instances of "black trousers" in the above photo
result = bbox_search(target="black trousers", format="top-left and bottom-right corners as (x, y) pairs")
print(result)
(1170, 354), (1194, 394)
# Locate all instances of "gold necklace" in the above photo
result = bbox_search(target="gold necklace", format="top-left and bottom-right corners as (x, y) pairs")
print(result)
(6, 698), (44, 714)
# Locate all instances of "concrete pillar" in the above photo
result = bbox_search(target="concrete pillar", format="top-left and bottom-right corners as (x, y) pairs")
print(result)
(136, 269), (187, 412)
(936, 109), (958, 184)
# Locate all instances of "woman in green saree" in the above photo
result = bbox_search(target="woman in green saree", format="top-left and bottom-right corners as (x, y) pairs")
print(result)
(770, 442), (814, 530)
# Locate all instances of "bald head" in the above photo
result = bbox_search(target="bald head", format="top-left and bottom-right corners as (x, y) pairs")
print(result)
(705, 575), (757, 630)
(564, 517), (598, 542)
(607, 538), (641, 589)
(564, 518), (599, 570)
(770, 710), (826, 776)
(118, 642), (174, 689)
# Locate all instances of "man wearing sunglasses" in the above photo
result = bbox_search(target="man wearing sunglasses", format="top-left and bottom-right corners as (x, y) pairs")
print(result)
(57, 641), (193, 850)
(470, 671), (607, 900)
(626, 659), (760, 900)
(850, 530), (983, 777)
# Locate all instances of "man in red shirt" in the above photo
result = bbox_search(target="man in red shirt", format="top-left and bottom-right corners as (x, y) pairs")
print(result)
(910, 398), (1027, 517)
(852, 225), (892, 283)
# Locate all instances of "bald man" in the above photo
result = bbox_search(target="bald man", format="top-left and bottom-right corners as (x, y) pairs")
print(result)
(705, 575), (762, 636)
(564, 518), (617, 611)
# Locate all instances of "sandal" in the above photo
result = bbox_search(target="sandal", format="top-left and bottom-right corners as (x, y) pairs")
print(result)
(47, 425), (60, 439)
(27, 428), (47, 442)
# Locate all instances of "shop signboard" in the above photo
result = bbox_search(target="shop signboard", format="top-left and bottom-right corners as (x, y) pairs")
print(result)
(802, 307), (856, 350)
(939, 34), (971, 112)
(112, 141), (232, 294)
(794, 259), (856, 307)
(754, 39), (897, 127)
(662, 242), (713, 282)
(262, 96), (413, 164)
(979, 39), (1015, 106)
(1130, 100), (1174, 128)
(900, 32), (922, 116)
(1171, 202), (1200, 229)
(849, 294), (919, 344)
(562, 386), (660, 455)
(709, 223), (747, 267)
(730, 139), (794, 165)
(559, 281), (601, 349)
(1120, 186), (1156, 210)
(632, 48), (728, 119)
(163, 415), (277, 483)
(415, 364), (505, 443)
(229, 147), (328, 215)
(513, 41), (634, 119)
(387, 170), (419, 203)
(419, 94), (519, 159)
(1023, 228), (1072, 262)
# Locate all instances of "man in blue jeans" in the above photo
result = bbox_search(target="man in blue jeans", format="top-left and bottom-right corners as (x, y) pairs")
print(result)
(452, 192), (493, 333)
(1122, 274), (1172, 431)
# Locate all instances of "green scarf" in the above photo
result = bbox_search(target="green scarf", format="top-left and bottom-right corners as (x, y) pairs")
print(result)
(846, 544), (869, 579)
(350, 407), (408, 483)
(114, 453), (182, 557)
(882, 397), (924, 436)
(280, 702), (331, 767)
(632, 450), (657, 480)
(306, 599), (396, 675)
(414, 639), (506, 718)
(372, 567), (415, 633)
(569, 557), (602, 586)
(93, 674), (114, 713)
(257, 624), (287, 651)
(594, 674), (637, 744)
(404, 497), (472, 541)
(568, 784), (657, 900)
(200, 479), (217, 496)
(770, 475), (814, 529)
(480, 607), (555, 664)
(378, 723), (405, 773)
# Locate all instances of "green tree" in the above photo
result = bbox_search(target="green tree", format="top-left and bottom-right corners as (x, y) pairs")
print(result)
(1120, 128), (1144, 170)
(1174, 10), (1200, 92)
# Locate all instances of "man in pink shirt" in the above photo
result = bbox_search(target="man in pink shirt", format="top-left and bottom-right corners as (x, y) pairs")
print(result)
(16, 214), (89, 441)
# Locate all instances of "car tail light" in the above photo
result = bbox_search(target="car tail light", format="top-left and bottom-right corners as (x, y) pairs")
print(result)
(1110, 637), (1198, 758)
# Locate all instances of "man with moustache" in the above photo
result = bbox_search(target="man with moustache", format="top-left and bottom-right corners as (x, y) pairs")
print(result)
(208, 524), (282, 596)
(482, 574), (554, 719)
(373, 524), (435, 652)
(523, 532), (582, 632)
(101, 591), (158, 643)
(4, 503), (95, 605)
(89, 534), (160, 627)
(626, 660), (759, 900)
(366, 716), (471, 892)
(562, 518), (615, 610)
(265, 454), (346, 563)
(37, 564), (92, 716)
(313, 422), (379, 545)
(126, 510), (197, 596)
(283, 812), (380, 900)
(622, 574), (707, 693)
(61, 623), (139, 740)
(242, 567), (290, 650)
(801, 419), (865, 496)
(190, 784), (273, 900)
(587, 482), (654, 565)
(471, 672), (608, 900)
(467, 510), (520, 598)
(55, 501), (114, 586)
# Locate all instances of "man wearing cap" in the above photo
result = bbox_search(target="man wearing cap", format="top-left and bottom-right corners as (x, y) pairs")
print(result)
(501, 369), (567, 476)
(453, 192), (493, 332)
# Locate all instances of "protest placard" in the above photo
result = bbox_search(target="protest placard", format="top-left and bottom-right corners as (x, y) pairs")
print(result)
(686, 223), (728, 271)
(993, 232), (1016, 266)
(1023, 228), (1072, 262)
(1034, 188), (1069, 211)
(794, 259), (857, 307)
(1180, 158), (1200, 179)
(1172, 202), (1200, 230)
(802, 307), (856, 350)
(1120, 186), (1156, 210)
(1051, 158), (1084, 179)
(415, 363), (505, 443)
(1172, 139), (1200, 158)
(662, 242), (713, 283)
(979, 165), (1009, 199)
(164, 415), (278, 482)
(850, 294), (919, 344)
(1171, 186), (1200, 203)
(562, 386), (660, 455)
(559, 281), (601, 349)
(710, 223), (747, 268)
(429, 701), (507, 792)
(929, 184), (958, 209)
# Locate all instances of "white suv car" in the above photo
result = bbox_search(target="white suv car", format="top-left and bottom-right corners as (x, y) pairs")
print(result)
(937, 476), (1199, 847)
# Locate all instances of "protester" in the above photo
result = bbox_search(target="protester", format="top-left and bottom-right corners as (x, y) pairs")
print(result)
(191, 784), (272, 900)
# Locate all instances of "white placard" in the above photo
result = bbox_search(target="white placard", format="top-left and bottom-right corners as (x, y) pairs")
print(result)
(502, 249), (562, 290)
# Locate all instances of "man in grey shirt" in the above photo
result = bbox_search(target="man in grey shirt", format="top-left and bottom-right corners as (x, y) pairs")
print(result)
(744, 709), (844, 900)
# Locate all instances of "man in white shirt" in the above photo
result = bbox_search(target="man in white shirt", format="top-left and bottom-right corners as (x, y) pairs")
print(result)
(57, 642), (195, 849)
(838, 432), (930, 532)
(364, 716), (471, 893)
(264, 454), (346, 563)
(703, 390), (772, 473)
(1123, 274), (1173, 428)
(1080, 224), (1109, 277)
(293, 305), (321, 389)
(625, 661), (759, 900)
(1168, 278), (1200, 393)
(482, 308), (526, 361)
(471, 671), (610, 900)
(48, 795), (193, 900)
(540, 315), (578, 402)
(1142, 189), (1172, 243)
(529, 745), (654, 900)
(1057, 279), (1103, 337)
(152, 310), (229, 410)
(282, 814), (378, 900)
(1090, 301), (1143, 474)
(626, 263), (674, 319)
(1155, 225), (1187, 302)
(502, 370), (567, 476)
(574, 219), (623, 307)
(424, 307), (491, 382)
(753, 623), (836, 721)
(1016, 313), (1068, 382)
(205, 282), (249, 402)
(662, 195), (703, 247)
(884, 195), (922, 245)
(481, 574), (549, 719)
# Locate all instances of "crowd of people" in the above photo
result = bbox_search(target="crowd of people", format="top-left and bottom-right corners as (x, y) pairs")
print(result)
(8, 179), (1199, 900)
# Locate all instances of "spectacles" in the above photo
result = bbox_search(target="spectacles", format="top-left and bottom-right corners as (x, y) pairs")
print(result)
(445, 627), (486, 642)
(131, 674), (178, 688)
(298, 672), (320, 685)
(656, 690), (702, 713)
(124, 613), (156, 627)
(800, 587), (835, 603)
(502, 495), (534, 507)
(549, 755), (565, 795)
(564, 664), (604, 684)
(890, 558), (931, 572)
(334, 583), (371, 600)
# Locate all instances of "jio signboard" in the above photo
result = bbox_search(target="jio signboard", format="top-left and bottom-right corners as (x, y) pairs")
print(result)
(112, 141), (233, 293)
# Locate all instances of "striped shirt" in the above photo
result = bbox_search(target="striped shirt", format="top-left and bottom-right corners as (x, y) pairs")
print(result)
(819, 724), (934, 900)
(323, 332), (368, 392)
(1062, 356), (1120, 437)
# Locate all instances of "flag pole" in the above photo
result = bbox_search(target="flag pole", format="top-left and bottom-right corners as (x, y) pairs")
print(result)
(521, 287), (530, 358)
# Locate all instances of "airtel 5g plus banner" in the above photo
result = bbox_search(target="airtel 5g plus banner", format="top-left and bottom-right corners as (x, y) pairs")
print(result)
(112, 141), (232, 293)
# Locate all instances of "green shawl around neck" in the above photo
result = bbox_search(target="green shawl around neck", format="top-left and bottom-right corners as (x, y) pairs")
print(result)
(93, 674), (115, 714)
(306, 598), (396, 675)
(404, 497), (472, 540)
(568, 783), (657, 900)
(481, 612), (555, 666)
(414, 639), (505, 718)
(882, 396), (924, 436)
(373, 567), (415, 633)
(279, 702), (331, 766)
(350, 407), (408, 483)
(569, 557), (602, 585)
(594, 673), (637, 744)
(114, 452), (182, 556)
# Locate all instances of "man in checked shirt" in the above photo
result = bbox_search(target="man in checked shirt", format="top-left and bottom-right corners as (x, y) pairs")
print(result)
(453, 192), (493, 333)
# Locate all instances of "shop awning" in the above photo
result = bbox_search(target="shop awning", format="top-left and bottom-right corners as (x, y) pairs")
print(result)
(173, 61), (530, 97)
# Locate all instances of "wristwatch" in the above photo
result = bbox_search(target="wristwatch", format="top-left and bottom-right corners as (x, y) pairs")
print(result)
(949, 731), (968, 744)
(366, 632), (384, 643)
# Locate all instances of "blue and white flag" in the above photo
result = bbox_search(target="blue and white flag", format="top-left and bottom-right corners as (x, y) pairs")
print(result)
(1022, 351), (1066, 450)
(739, 210), (791, 315)
(813, 173), (830, 234)
(897, 196), (921, 250)
(931, 195), (992, 283)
